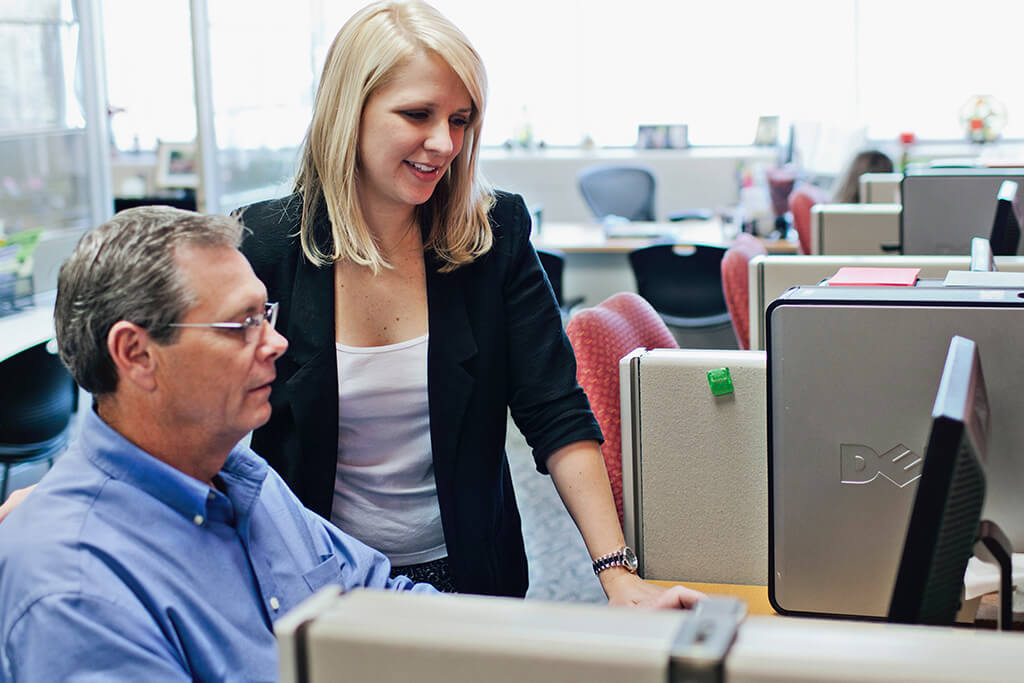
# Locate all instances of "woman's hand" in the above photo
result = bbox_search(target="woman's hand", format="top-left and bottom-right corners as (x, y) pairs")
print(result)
(601, 568), (705, 609)
(0, 485), (35, 524)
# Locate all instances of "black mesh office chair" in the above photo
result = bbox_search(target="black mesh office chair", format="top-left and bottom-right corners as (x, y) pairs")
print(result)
(628, 244), (735, 348)
(0, 341), (77, 500)
(577, 165), (657, 222)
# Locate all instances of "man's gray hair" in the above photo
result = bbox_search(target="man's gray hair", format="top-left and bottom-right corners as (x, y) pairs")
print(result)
(55, 206), (244, 394)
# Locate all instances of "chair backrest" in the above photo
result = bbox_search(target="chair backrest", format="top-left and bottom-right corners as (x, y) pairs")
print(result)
(577, 165), (656, 222)
(565, 293), (678, 524)
(788, 184), (827, 255)
(628, 244), (730, 327)
(721, 234), (768, 350)
(0, 341), (75, 444)
(535, 249), (566, 307)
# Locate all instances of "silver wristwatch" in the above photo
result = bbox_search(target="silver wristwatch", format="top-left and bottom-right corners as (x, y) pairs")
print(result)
(591, 546), (638, 576)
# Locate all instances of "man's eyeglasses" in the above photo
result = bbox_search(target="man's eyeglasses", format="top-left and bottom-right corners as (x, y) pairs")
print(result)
(168, 302), (279, 345)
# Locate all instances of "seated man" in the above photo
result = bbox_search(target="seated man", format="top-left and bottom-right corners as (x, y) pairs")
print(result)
(0, 208), (437, 681)
(0, 207), (702, 681)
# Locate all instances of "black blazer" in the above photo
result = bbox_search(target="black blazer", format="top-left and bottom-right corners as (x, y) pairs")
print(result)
(237, 191), (602, 597)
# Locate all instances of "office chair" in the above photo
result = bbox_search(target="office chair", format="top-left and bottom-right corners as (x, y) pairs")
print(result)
(721, 233), (768, 350)
(0, 341), (77, 500)
(628, 244), (734, 348)
(577, 165), (656, 222)
(788, 183), (827, 255)
(565, 293), (678, 525)
(536, 249), (584, 318)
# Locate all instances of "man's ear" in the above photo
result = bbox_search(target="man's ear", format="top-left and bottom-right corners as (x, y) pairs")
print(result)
(106, 321), (159, 392)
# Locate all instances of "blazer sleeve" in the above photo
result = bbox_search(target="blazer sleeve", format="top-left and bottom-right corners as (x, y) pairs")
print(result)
(494, 193), (603, 473)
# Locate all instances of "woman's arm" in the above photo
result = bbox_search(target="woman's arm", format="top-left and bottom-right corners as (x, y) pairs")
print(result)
(493, 192), (700, 608)
(546, 440), (704, 608)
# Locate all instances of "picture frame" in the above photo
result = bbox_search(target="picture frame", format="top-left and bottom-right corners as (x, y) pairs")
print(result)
(155, 141), (199, 189)
(667, 124), (689, 149)
(754, 116), (780, 146)
(637, 124), (688, 149)
(637, 124), (669, 149)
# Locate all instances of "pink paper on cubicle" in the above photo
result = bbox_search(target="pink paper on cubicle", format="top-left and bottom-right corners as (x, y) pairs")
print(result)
(827, 267), (920, 286)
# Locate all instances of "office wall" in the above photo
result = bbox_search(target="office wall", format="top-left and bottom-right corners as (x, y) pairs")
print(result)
(480, 147), (777, 223)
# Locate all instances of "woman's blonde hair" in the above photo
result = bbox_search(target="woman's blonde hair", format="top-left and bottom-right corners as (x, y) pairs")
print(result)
(294, 0), (494, 272)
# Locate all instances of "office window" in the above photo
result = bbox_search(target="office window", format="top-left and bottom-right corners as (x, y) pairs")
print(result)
(1, 0), (95, 236)
(102, 0), (195, 151)
(432, 0), (1024, 147)
(0, 0), (82, 133)
(103, 1), (1024, 152)
(857, 0), (1024, 142)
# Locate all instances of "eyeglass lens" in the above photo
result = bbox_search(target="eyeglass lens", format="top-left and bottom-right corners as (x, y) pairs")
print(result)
(244, 303), (279, 344)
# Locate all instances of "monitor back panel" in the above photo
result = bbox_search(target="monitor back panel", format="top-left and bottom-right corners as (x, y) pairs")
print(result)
(901, 169), (1024, 255)
(859, 173), (903, 204)
(810, 203), (901, 255)
(747, 254), (1024, 350)
(621, 348), (767, 585)
(767, 287), (1024, 618)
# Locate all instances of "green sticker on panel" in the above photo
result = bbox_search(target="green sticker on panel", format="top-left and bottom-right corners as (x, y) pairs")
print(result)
(707, 367), (734, 396)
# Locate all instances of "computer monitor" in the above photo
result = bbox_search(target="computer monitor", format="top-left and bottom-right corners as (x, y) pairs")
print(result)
(113, 193), (197, 213)
(989, 180), (1021, 256)
(887, 335), (989, 626)
(901, 168), (1024, 255)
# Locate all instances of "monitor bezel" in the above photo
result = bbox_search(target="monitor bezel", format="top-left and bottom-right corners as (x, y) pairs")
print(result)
(989, 180), (1021, 257)
(887, 335), (989, 626)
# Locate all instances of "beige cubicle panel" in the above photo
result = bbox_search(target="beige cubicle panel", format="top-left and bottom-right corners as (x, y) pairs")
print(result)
(746, 254), (1024, 350)
(859, 172), (903, 204)
(809, 203), (901, 255)
(277, 586), (1024, 683)
(620, 348), (767, 586)
(277, 587), (742, 683)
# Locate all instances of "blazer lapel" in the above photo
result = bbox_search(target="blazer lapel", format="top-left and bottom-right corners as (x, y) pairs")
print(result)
(284, 244), (339, 514)
(426, 256), (478, 509)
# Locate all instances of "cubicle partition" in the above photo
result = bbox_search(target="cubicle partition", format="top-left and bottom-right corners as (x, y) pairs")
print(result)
(859, 172), (903, 204)
(278, 587), (1024, 683)
(746, 254), (1024, 350)
(809, 203), (901, 255)
(619, 348), (767, 586)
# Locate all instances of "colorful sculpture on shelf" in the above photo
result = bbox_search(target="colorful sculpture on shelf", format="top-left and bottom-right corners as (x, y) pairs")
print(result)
(959, 95), (1007, 143)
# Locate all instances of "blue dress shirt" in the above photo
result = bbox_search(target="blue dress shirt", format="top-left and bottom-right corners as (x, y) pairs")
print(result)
(0, 409), (435, 682)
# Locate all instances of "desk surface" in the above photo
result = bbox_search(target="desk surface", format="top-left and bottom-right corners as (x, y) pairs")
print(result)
(650, 580), (1024, 630)
(649, 580), (775, 616)
(0, 291), (56, 363)
(532, 220), (799, 254)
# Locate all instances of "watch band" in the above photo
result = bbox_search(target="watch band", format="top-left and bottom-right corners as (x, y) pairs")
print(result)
(591, 546), (638, 576)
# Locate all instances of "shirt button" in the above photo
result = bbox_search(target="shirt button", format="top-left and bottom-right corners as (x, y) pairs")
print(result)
(207, 492), (215, 501)
(193, 514), (204, 526)
(269, 597), (280, 611)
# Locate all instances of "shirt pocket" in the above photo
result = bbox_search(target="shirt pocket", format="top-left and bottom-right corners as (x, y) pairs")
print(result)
(302, 554), (343, 593)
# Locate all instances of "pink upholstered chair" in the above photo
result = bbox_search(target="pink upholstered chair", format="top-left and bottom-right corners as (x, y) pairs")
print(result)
(788, 184), (827, 255)
(721, 233), (768, 350)
(565, 293), (678, 525)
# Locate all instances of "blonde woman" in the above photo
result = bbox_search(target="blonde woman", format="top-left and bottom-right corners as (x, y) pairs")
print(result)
(239, 1), (700, 608)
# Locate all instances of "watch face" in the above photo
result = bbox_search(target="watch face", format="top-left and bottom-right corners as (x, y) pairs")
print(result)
(623, 546), (638, 571)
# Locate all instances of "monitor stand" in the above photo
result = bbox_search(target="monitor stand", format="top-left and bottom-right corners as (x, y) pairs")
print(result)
(974, 520), (1014, 631)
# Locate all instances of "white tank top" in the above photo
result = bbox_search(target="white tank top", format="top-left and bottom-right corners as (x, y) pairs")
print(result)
(332, 334), (445, 565)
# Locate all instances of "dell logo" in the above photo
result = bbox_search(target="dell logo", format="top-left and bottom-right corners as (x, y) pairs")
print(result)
(840, 443), (923, 488)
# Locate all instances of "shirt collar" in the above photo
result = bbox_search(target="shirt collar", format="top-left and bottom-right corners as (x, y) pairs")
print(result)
(79, 407), (268, 524)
